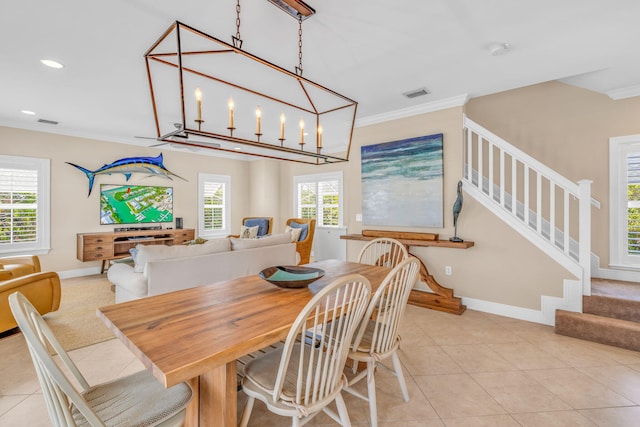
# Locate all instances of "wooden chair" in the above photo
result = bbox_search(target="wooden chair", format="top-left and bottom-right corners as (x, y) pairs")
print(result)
(344, 257), (420, 427)
(239, 274), (372, 427)
(8, 291), (193, 426)
(286, 218), (316, 265)
(229, 216), (274, 238)
(1, 271), (61, 334)
(357, 237), (408, 268)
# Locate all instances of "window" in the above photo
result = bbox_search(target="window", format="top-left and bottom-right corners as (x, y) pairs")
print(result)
(293, 172), (343, 227)
(610, 135), (640, 269)
(198, 173), (230, 237)
(0, 155), (50, 256)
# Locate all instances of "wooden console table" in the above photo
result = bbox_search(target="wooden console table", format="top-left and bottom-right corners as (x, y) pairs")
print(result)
(77, 228), (195, 273)
(341, 231), (474, 315)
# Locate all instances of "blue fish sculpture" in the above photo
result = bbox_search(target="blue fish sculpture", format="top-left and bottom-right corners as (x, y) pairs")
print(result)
(67, 153), (186, 196)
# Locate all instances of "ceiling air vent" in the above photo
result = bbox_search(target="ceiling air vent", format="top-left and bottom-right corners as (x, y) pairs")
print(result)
(37, 119), (59, 125)
(403, 87), (430, 99)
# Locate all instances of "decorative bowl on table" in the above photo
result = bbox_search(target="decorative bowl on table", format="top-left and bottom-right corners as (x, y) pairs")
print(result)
(259, 265), (325, 288)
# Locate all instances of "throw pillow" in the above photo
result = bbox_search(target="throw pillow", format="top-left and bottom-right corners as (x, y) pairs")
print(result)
(288, 221), (309, 241)
(285, 225), (302, 243)
(183, 237), (208, 245)
(240, 225), (259, 239)
(230, 233), (292, 250)
(243, 218), (270, 237)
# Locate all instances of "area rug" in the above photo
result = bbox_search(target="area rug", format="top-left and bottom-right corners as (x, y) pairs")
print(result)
(44, 274), (116, 351)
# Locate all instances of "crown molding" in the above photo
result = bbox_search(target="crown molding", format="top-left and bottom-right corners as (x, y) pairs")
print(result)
(607, 84), (640, 100)
(355, 94), (469, 128)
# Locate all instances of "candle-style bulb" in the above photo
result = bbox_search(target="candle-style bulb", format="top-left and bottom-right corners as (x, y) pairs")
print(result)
(255, 106), (262, 135)
(279, 113), (286, 140)
(195, 87), (202, 121)
(228, 97), (234, 129)
(317, 125), (323, 148)
(299, 118), (305, 146)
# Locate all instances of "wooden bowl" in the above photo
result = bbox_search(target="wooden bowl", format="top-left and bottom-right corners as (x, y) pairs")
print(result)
(259, 265), (325, 288)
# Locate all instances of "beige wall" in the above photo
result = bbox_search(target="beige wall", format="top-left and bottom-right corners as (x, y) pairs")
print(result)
(0, 126), (250, 273)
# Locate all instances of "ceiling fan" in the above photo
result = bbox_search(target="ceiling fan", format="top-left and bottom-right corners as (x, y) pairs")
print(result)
(135, 123), (221, 152)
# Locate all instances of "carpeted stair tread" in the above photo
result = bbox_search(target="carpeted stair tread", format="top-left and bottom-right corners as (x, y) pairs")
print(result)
(583, 294), (640, 323)
(555, 309), (640, 352)
(591, 278), (640, 301)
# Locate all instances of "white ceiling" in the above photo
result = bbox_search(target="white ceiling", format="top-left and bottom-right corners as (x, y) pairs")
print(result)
(1, 0), (639, 156)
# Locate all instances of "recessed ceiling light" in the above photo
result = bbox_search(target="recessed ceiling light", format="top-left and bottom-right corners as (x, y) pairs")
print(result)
(21, 110), (36, 115)
(234, 147), (242, 150)
(40, 59), (64, 69)
(489, 43), (510, 56)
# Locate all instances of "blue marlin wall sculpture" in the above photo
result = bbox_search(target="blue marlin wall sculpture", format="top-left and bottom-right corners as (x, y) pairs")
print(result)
(66, 153), (186, 196)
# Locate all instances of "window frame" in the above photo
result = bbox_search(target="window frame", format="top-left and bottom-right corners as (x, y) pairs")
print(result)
(0, 155), (51, 256)
(198, 173), (231, 238)
(293, 171), (343, 227)
(609, 134), (640, 269)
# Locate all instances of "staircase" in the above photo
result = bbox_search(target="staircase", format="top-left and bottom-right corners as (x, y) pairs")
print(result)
(463, 115), (640, 350)
(556, 278), (640, 351)
(463, 115), (593, 325)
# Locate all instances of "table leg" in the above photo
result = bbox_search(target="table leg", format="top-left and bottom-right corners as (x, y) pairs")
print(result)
(185, 362), (236, 427)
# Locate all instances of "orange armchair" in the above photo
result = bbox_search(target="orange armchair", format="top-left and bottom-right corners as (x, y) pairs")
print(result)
(0, 255), (41, 281)
(1, 271), (61, 333)
(286, 218), (316, 265)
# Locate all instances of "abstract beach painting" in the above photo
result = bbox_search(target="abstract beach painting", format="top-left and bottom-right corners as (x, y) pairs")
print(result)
(361, 133), (443, 227)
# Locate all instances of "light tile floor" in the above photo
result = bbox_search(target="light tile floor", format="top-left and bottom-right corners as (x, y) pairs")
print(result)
(2, 305), (640, 426)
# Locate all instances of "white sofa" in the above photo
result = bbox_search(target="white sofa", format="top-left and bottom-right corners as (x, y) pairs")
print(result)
(107, 233), (296, 303)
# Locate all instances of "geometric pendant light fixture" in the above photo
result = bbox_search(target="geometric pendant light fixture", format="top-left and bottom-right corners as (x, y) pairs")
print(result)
(144, 0), (358, 164)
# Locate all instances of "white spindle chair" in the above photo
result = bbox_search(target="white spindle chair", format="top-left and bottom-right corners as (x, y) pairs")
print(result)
(344, 257), (420, 427)
(8, 291), (192, 427)
(357, 237), (408, 268)
(239, 274), (372, 427)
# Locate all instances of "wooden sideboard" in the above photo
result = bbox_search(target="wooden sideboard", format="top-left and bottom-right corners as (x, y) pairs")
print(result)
(77, 228), (195, 273)
(341, 231), (474, 315)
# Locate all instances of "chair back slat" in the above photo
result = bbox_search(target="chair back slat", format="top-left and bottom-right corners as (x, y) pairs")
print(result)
(273, 274), (371, 415)
(358, 238), (409, 268)
(9, 292), (105, 426)
(353, 257), (420, 356)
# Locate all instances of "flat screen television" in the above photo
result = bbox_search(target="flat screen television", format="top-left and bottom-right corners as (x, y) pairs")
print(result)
(100, 184), (173, 225)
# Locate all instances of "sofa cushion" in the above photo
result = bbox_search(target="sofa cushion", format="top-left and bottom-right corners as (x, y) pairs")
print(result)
(240, 225), (259, 239)
(230, 233), (291, 251)
(133, 238), (231, 273)
(288, 221), (309, 241)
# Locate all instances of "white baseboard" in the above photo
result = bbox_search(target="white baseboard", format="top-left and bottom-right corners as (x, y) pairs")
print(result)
(57, 267), (102, 279)
(461, 278), (581, 327)
(461, 296), (547, 324)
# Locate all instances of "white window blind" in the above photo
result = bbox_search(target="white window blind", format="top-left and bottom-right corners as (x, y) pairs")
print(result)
(198, 173), (230, 237)
(0, 155), (50, 255)
(294, 172), (342, 227)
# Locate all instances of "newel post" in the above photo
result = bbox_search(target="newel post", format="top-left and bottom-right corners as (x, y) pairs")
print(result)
(578, 179), (592, 296)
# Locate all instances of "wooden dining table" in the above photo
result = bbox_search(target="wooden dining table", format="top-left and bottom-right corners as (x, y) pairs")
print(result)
(97, 259), (390, 427)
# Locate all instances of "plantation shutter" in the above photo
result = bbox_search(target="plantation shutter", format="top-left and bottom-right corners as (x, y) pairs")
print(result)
(0, 167), (38, 245)
(202, 181), (225, 232)
(294, 172), (342, 227)
(0, 155), (50, 255)
(627, 153), (640, 255)
(318, 180), (339, 226)
(297, 182), (316, 219)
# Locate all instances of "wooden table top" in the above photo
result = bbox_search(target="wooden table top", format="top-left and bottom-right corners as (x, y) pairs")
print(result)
(97, 259), (390, 388)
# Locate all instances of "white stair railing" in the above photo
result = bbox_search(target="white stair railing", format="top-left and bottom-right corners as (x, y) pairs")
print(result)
(463, 115), (592, 296)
